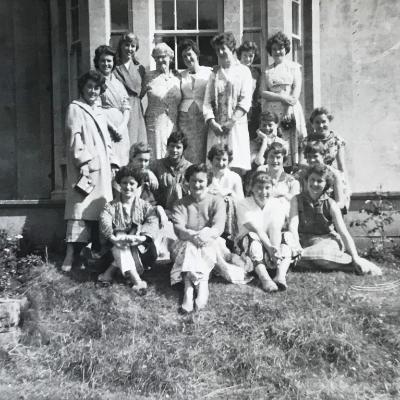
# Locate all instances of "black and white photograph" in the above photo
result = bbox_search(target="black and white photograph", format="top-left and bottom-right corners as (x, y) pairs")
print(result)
(0, 0), (399, 398)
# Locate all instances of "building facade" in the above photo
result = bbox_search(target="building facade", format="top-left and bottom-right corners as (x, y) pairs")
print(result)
(0, 0), (399, 245)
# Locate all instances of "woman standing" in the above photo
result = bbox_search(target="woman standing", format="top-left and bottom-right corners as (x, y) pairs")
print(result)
(61, 71), (116, 272)
(178, 39), (212, 163)
(203, 32), (253, 174)
(94, 45), (130, 167)
(114, 32), (147, 146)
(144, 43), (181, 159)
(260, 31), (307, 167)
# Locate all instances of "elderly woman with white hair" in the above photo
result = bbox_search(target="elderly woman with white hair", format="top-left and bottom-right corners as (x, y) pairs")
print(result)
(144, 43), (182, 159)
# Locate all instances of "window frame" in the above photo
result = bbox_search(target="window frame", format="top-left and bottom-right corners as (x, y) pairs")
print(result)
(66, 0), (82, 102)
(242, 0), (268, 68)
(291, 0), (302, 63)
(153, 0), (224, 70)
(110, 0), (133, 49)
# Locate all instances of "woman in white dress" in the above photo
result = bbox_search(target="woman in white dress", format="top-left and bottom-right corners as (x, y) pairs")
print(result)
(203, 32), (253, 174)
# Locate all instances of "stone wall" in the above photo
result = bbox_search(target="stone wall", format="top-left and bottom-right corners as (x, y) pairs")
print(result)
(319, 0), (400, 193)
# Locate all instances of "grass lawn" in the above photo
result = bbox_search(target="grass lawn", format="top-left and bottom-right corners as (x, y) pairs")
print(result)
(0, 259), (399, 400)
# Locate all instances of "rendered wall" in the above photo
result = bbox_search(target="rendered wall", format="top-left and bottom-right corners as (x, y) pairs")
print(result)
(319, 0), (400, 193)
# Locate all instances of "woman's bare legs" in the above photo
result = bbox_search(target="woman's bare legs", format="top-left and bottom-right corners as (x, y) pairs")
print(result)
(195, 280), (209, 311)
(61, 243), (85, 272)
(181, 274), (194, 313)
(255, 263), (278, 292)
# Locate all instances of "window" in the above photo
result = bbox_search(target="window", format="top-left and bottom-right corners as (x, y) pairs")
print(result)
(67, 0), (82, 101)
(154, 0), (224, 69)
(291, 0), (301, 63)
(242, 0), (267, 66)
(110, 0), (131, 50)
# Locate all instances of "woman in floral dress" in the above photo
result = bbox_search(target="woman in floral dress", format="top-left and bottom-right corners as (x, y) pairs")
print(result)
(260, 31), (307, 167)
(144, 43), (181, 159)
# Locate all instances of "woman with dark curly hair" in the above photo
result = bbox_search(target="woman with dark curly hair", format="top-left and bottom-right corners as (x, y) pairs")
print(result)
(114, 32), (147, 147)
(94, 45), (131, 166)
(178, 39), (212, 163)
(62, 70), (116, 272)
(203, 32), (253, 173)
(260, 31), (307, 168)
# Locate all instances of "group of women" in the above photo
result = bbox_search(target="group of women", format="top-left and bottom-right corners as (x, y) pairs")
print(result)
(61, 30), (382, 312)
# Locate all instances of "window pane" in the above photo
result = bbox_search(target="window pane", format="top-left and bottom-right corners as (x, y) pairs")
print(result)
(111, 0), (129, 31)
(155, 0), (174, 30)
(176, 36), (197, 68)
(198, 35), (218, 67)
(177, 0), (196, 30)
(243, 0), (261, 28)
(292, 38), (300, 63)
(110, 33), (121, 50)
(292, 1), (300, 36)
(198, 0), (218, 29)
(242, 31), (261, 64)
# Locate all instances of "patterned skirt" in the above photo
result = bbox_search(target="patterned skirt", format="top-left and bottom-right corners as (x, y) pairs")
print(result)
(299, 233), (352, 264)
(170, 239), (218, 286)
(178, 103), (208, 164)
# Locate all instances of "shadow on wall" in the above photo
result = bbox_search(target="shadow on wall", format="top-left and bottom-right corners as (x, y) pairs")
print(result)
(0, 201), (65, 254)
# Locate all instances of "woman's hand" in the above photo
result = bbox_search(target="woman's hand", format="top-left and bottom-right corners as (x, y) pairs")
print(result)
(281, 94), (297, 106)
(80, 164), (90, 177)
(147, 172), (159, 191)
(208, 119), (224, 136)
(110, 235), (130, 248)
(257, 130), (268, 141)
(222, 119), (235, 134)
(266, 244), (283, 265)
(125, 235), (146, 246)
(121, 98), (131, 111)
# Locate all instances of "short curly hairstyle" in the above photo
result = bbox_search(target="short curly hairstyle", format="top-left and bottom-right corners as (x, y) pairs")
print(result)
(93, 45), (116, 71)
(167, 131), (188, 150)
(77, 70), (106, 96)
(266, 31), (291, 56)
(179, 39), (200, 57)
(129, 142), (152, 160)
(309, 107), (334, 123)
(304, 164), (334, 192)
(264, 142), (288, 163)
(303, 141), (328, 158)
(117, 32), (140, 64)
(211, 32), (236, 53)
(115, 165), (142, 185)
(184, 163), (209, 182)
(152, 42), (175, 60)
(207, 144), (233, 163)
(237, 40), (258, 59)
(260, 111), (279, 124)
(250, 170), (273, 188)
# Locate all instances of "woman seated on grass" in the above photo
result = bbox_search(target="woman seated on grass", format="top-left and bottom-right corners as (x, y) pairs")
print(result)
(302, 141), (351, 213)
(207, 144), (244, 248)
(236, 171), (294, 292)
(170, 164), (226, 313)
(98, 166), (159, 292)
(288, 164), (382, 275)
